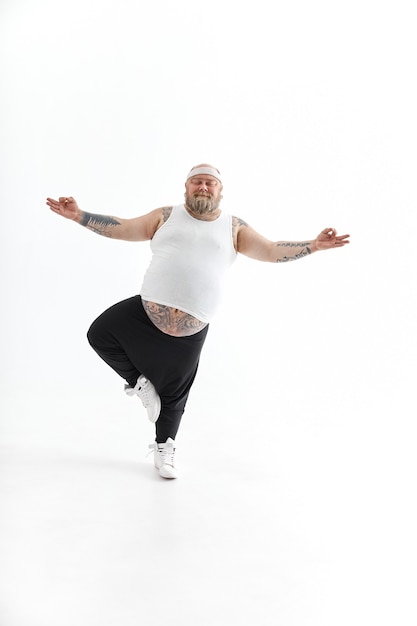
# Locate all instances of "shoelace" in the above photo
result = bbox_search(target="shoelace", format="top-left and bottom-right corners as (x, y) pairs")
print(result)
(126, 377), (151, 407)
(158, 445), (175, 467)
(147, 442), (175, 467)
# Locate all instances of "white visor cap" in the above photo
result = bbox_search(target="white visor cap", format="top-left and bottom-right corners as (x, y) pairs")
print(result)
(186, 166), (222, 184)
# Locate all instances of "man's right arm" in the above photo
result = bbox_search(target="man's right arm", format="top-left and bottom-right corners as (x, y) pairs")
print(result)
(46, 196), (168, 241)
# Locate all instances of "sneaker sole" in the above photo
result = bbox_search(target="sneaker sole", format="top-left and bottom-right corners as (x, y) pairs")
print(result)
(158, 465), (178, 479)
(149, 396), (162, 423)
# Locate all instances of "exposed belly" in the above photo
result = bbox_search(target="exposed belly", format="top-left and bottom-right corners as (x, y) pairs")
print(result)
(142, 300), (208, 337)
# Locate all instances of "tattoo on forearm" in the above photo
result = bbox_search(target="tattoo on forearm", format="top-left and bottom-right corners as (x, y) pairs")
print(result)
(80, 212), (121, 237)
(275, 242), (312, 248)
(275, 244), (312, 263)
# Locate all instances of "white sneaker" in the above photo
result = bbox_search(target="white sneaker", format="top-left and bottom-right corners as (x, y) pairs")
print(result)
(124, 375), (161, 423)
(149, 437), (178, 479)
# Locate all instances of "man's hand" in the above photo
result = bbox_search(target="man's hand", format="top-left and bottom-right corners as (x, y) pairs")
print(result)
(314, 228), (350, 251)
(46, 196), (81, 221)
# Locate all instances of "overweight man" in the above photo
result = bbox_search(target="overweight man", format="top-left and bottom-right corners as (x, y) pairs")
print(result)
(47, 163), (349, 479)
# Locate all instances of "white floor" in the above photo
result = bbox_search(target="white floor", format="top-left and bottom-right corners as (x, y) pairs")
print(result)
(1, 359), (416, 626)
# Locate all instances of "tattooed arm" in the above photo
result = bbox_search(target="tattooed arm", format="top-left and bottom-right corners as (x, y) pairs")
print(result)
(46, 196), (172, 241)
(233, 216), (349, 262)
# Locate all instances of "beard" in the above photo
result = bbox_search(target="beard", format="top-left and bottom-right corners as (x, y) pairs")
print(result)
(185, 192), (221, 216)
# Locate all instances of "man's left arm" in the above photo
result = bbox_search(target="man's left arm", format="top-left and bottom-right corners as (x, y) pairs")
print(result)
(234, 218), (350, 262)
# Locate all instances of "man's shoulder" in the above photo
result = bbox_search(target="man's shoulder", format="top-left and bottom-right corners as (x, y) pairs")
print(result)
(161, 205), (174, 223)
(232, 216), (249, 228)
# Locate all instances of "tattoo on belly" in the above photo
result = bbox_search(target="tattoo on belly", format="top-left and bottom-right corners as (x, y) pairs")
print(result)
(142, 300), (207, 337)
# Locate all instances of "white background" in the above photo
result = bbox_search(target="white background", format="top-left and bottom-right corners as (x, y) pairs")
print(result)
(1, 1), (416, 625)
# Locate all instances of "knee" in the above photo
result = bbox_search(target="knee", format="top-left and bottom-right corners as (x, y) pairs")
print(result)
(86, 320), (98, 349)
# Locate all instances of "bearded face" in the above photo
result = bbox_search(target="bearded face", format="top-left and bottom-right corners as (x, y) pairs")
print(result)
(185, 190), (222, 215)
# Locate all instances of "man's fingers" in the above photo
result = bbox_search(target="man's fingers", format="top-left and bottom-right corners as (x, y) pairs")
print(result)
(335, 235), (350, 246)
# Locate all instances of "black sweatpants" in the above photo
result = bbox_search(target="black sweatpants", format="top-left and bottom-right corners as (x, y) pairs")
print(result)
(86, 296), (208, 442)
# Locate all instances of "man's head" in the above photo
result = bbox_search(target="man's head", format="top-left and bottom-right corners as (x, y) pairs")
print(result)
(185, 163), (223, 216)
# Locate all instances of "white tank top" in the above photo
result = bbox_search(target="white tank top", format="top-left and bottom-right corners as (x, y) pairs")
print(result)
(140, 204), (236, 322)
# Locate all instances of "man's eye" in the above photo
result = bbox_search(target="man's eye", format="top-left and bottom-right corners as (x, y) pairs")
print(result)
(191, 179), (217, 187)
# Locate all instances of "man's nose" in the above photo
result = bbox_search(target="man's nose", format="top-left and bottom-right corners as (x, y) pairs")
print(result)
(198, 181), (208, 190)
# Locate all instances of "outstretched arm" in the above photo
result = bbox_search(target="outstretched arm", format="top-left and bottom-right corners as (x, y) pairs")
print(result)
(234, 218), (350, 262)
(46, 196), (169, 241)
